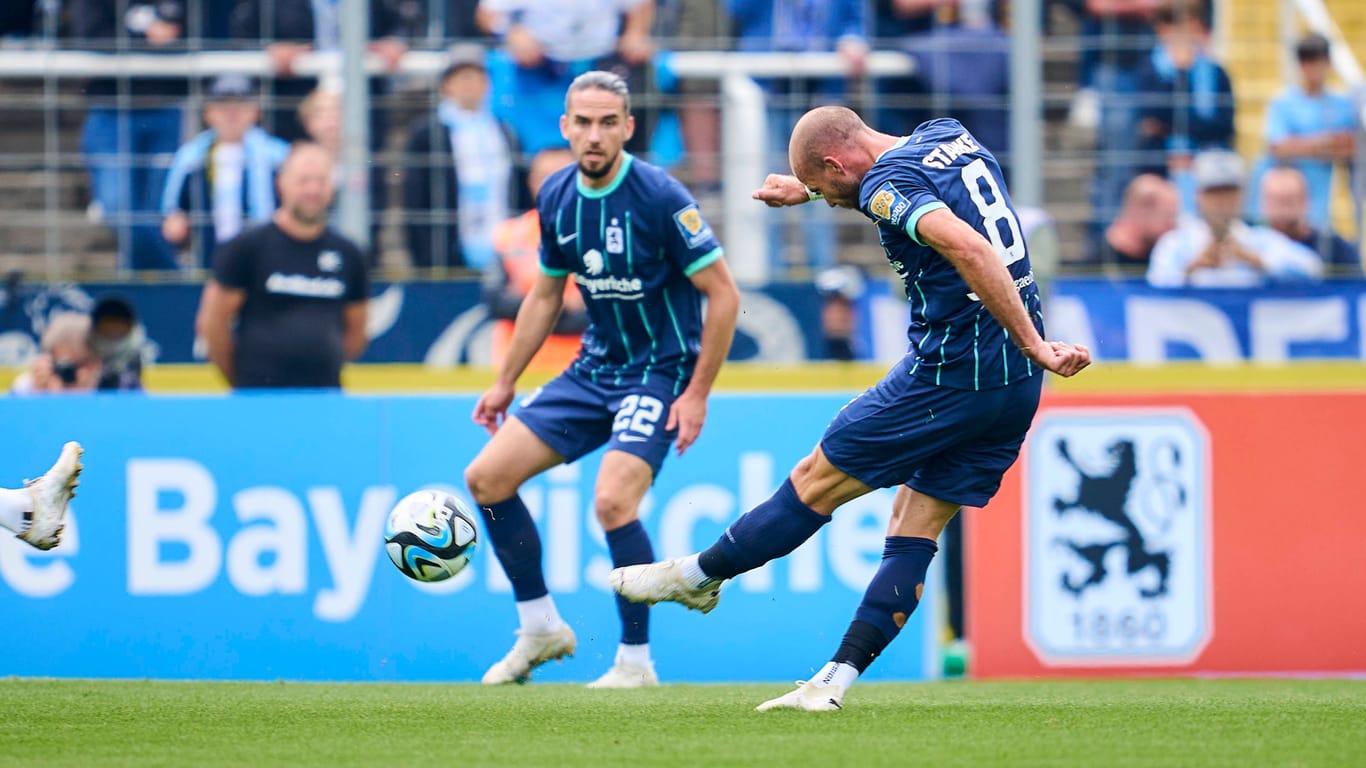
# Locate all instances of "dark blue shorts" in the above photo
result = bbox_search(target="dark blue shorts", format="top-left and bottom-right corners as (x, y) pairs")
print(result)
(511, 371), (680, 475)
(820, 358), (1044, 508)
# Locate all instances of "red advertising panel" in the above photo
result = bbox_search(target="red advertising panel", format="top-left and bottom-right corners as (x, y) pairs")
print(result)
(968, 391), (1366, 677)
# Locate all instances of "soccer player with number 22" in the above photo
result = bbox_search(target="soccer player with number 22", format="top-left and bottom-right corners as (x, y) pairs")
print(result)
(613, 107), (1091, 711)
(465, 71), (741, 689)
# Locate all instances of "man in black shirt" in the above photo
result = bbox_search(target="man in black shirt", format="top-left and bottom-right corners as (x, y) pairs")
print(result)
(196, 143), (369, 389)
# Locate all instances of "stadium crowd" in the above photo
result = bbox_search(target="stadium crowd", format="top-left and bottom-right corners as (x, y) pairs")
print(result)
(0, 0), (1356, 282)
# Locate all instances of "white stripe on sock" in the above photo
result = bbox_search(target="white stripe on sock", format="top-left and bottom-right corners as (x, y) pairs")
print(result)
(617, 642), (651, 667)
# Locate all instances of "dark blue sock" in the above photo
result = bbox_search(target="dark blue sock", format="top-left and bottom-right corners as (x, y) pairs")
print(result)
(605, 519), (655, 645)
(697, 479), (831, 581)
(835, 536), (939, 672)
(479, 495), (548, 602)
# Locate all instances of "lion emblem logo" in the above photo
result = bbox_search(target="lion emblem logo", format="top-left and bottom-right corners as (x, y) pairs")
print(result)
(1052, 438), (1171, 598)
(1026, 410), (1211, 664)
(583, 248), (605, 276)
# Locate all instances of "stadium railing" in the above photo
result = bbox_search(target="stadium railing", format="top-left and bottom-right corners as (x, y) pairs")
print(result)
(0, 46), (912, 283)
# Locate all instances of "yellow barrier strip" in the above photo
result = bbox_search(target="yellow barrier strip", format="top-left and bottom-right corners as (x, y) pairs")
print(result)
(1, 361), (1362, 395)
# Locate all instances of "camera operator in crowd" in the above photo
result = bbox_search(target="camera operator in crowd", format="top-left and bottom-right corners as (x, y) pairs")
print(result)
(10, 313), (103, 395)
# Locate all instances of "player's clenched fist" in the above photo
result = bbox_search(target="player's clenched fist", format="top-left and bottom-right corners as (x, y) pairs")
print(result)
(751, 174), (810, 207)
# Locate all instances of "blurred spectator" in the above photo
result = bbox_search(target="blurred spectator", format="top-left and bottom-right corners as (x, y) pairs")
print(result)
(1072, 0), (1158, 250)
(1258, 165), (1360, 273)
(403, 50), (516, 271)
(1069, 0), (1157, 130)
(1256, 33), (1358, 229)
(729, 0), (868, 275)
(1090, 173), (1179, 266)
(654, 0), (729, 188)
(67, 0), (186, 271)
(90, 295), (146, 391)
(1148, 150), (1323, 287)
(911, 0), (1010, 178)
(874, 0), (944, 42)
(198, 0), (237, 40)
(1136, 0), (1234, 212)
(0, 3), (38, 37)
(297, 85), (387, 267)
(161, 75), (291, 269)
(873, 0), (950, 136)
(814, 266), (864, 361)
(196, 143), (369, 390)
(477, 0), (655, 156)
(229, 0), (410, 143)
(10, 313), (101, 395)
(483, 147), (585, 371)
(440, 0), (490, 41)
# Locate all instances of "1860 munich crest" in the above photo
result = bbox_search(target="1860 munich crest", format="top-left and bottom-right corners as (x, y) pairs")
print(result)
(1025, 409), (1212, 665)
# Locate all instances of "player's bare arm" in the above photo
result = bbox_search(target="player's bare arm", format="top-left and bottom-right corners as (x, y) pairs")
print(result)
(752, 174), (813, 208)
(669, 258), (741, 455)
(472, 271), (568, 433)
(195, 279), (245, 387)
(916, 207), (1091, 377)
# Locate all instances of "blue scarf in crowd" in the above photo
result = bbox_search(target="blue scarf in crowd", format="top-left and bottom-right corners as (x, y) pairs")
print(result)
(162, 125), (283, 225)
(437, 99), (509, 270)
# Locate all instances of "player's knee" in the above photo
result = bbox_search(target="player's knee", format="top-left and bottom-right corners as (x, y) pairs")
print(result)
(787, 448), (858, 514)
(593, 493), (637, 530)
(464, 462), (510, 506)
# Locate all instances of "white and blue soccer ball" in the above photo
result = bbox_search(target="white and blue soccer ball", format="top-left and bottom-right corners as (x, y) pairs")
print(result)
(384, 490), (479, 582)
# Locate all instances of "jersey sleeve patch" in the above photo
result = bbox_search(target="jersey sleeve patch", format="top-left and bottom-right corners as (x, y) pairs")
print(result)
(672, 204), (714, 249)
(866, 180), (914, 228)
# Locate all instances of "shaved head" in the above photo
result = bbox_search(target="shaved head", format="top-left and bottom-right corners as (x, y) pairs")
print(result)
(276, 141), (335, 228)
(787, 106), (881, 209)
(789, 106), (867, 178)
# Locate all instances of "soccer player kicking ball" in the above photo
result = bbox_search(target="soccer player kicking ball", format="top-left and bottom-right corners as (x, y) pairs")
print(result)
(0, 442), (84, 550)
(466, 71), (740, 688)
(613, 107), (1090, 710)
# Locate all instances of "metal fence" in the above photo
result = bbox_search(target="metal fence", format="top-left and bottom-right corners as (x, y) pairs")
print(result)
(0, 0), (1360, 283)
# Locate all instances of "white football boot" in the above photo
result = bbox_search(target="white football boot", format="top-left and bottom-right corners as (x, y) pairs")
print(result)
(18, 441), (83, 551)
(609, 558), (721, 614)
(481, 624), (577, 685)
(586, 657), (660, 689)
(755, 680), (846, 712)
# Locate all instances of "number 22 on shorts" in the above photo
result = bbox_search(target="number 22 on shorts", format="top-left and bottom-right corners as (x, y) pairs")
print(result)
(613, 394), (664, 442)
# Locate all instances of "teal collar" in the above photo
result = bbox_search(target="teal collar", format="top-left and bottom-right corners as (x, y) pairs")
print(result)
(577, 152), (634, 198)
(876, 136), (910, 163)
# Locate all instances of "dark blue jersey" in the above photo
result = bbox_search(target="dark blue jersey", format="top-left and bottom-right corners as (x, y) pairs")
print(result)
(859, 118), (1044, 390)
(538, 153), (723, 394)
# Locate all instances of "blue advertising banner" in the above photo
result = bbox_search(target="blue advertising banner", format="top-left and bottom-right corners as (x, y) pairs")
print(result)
(0, 280), (832, 365)
(1048, 277), (1366, 362)
(0, 393), (939, 683)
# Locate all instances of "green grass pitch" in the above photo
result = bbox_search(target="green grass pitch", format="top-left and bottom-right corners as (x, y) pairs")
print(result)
(4, 678), (1364, 767)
